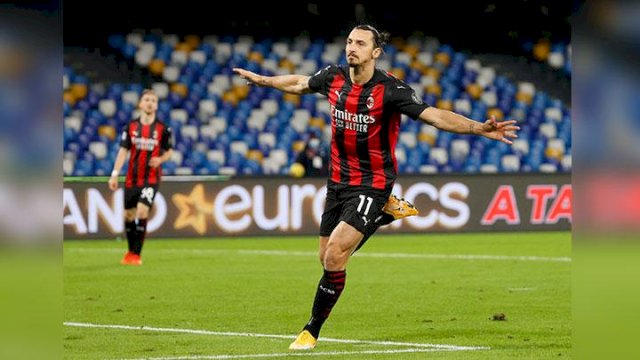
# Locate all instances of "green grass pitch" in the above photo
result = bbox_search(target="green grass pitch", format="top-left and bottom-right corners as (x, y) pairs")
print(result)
(64, 232), (570, 359)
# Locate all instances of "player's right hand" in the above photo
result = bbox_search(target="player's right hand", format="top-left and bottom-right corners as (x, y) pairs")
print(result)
(108, 176), (118, 191)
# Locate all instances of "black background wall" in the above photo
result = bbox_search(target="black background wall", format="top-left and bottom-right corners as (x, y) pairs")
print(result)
(63, 0), (575, 54)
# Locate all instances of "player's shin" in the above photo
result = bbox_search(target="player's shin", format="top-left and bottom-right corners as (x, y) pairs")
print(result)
(134, 218), (147, 255)
(303, 269), (346, 338)
(125, 220), (136, 253)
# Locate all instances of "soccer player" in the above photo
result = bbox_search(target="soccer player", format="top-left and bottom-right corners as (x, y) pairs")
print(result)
(108, 89), (173, 265)
(233, 25), (519, 350)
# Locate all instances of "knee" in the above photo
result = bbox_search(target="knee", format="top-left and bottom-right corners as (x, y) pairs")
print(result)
(136, 207), (149, 220)
(124, 210), (136, 222)
(319, 236), (329, 266)
(323, 243), (347, 270)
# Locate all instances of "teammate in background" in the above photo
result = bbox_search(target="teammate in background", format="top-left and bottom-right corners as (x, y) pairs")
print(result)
(108, 89), (173, 265)
(234, 25), (519, 350)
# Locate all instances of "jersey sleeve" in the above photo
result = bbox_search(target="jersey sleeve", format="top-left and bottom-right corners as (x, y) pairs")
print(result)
(161, 125), (173, 151)
(388, 80), (430, 120)
(119, 123), (132, 149)
(308, 65), (336, 96)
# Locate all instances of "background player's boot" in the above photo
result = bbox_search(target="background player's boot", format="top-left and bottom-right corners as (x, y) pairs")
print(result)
(129, 253), (142, 265)
(120, 251), (134, 265)
(121, 252), (142, 265)
(383, 194), (419, 220)
(289, 330), (317, 350)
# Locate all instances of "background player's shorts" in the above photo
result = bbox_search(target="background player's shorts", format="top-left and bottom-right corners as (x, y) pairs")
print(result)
(319, 182), (390, 238)
(124, 185), (159, 209)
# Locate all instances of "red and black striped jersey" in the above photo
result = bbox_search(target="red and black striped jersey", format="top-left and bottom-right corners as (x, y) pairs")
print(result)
(119, 118), (173, 188)
(309, 65), (430, 191)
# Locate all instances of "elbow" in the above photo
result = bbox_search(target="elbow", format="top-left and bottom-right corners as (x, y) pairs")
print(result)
(419, 107), (442, 128)
(288, 86), (306, 95)
(421, 116), (441, 129)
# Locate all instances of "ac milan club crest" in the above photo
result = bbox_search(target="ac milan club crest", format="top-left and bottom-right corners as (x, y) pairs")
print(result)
(366, 96), (375, 109)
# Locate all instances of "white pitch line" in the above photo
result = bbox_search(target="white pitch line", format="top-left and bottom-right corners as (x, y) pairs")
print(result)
(64, 322), (489, 351)
(65, 248), (571, 262)
(117, 348), (459, 360)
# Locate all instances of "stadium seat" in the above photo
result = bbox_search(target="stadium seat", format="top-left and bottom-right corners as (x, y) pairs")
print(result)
(175, 166), (194, 175)
(219, 166), (237, 176)
(480, 164), (498, 173)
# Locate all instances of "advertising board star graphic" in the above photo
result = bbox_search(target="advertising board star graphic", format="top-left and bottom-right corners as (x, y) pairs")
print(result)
(172, 184), (212, 234)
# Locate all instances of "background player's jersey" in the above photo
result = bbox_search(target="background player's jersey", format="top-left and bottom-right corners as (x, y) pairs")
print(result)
(309, 65), (429, 191)
(119, 118), (173, 188)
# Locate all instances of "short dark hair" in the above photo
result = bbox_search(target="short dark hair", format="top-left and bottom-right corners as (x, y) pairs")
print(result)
(141, 89), (157, 98)
(353, 25), (390, 49)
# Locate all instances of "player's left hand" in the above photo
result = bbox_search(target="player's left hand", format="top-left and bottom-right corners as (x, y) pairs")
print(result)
(481, 116), (520, 145)
(149, 157), (162, 168)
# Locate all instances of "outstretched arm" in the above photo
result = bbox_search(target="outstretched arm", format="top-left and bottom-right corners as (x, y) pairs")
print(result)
(233, 68), (313, 95)
(419, 107), (519, 145)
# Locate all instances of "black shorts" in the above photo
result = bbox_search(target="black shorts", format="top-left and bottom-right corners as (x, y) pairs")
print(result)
(124, 185), (159, 209)
(319, 182), (390, 238)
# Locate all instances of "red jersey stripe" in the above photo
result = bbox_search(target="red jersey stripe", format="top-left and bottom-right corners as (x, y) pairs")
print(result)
(137, 123), (151, 187)
(368, 84), (386, 189)
(328, 75), (346, 184)
(344, 85), (363, 186)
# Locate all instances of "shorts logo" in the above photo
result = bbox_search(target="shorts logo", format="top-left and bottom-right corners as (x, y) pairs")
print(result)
(366, 96), (374, 109)
(362, 216), (370, 226)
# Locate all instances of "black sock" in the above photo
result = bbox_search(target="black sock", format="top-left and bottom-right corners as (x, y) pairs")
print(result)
(134, 218), (147, 255)
(125, 220), (136, 253)
(303, 269), (346, 338)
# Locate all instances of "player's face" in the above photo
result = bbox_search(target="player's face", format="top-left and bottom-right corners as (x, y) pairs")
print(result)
(346, 29), (379, 67)
(139, 93), (158, 114)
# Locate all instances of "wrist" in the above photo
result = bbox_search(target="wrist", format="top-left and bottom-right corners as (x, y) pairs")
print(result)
(111, 170), (119, 177)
